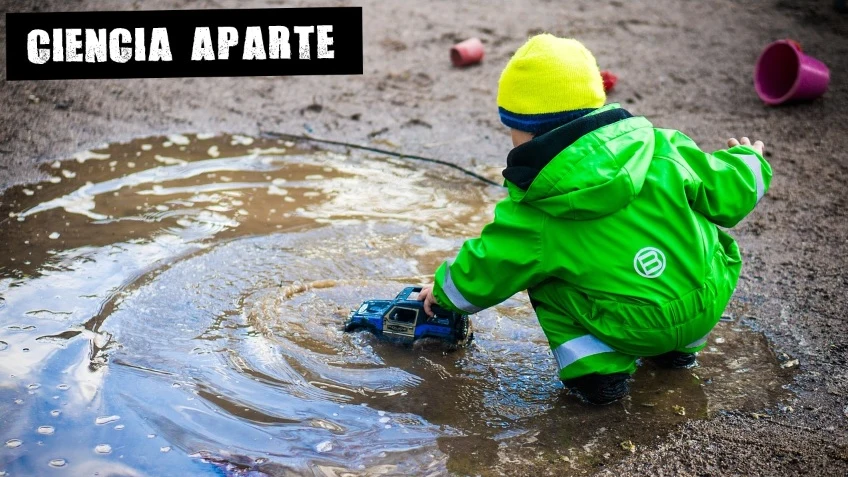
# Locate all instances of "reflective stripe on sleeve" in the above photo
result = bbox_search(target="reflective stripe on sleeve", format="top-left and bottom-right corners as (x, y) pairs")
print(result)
(684, 333), (710, 350)
(740, 154), (765, 202)
(441, 263), (483, 314)
(552, 334), (616, 370)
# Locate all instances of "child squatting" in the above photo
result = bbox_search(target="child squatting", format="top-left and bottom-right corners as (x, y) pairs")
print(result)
(417, 34), (771, 405)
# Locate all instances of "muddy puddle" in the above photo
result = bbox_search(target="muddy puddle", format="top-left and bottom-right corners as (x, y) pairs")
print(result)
(0, 134), (793, 476)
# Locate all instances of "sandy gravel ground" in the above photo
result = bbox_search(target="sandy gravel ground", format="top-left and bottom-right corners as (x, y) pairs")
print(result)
(1, 0), (847, 475)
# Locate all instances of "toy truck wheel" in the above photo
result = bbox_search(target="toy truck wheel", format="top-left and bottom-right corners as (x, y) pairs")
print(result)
(455, 316), (473, 346)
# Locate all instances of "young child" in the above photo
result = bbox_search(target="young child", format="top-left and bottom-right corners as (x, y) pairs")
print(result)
(417, 34), (771, 404)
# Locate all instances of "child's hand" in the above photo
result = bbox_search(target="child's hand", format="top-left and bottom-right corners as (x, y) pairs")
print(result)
(728, 137), (765, 155)
(418, 285), (437, 316)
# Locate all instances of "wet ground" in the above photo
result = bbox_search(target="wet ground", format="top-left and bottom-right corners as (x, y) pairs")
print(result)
(0, 135), (794, 476)
(2, 1), (848, 475)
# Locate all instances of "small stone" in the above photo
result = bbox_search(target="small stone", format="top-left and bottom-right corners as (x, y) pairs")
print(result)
(780, 359), (799, 369)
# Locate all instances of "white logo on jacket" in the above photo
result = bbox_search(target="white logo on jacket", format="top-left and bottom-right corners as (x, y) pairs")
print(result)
(634, 247), (666, 278)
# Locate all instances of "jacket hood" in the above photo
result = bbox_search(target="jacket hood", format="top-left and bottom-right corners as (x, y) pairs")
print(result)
(503, 104), (655, 220)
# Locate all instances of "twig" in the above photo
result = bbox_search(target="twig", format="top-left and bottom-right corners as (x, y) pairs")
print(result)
(260, 131), (502, 187)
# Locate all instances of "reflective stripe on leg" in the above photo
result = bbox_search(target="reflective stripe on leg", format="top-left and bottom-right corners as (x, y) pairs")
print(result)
(552, 334), (616, 371)
(683, 332), (710, 351)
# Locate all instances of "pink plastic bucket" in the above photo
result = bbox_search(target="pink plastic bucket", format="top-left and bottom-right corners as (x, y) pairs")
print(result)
(450, 38), (484, 67)
(754, 40), (830, 105)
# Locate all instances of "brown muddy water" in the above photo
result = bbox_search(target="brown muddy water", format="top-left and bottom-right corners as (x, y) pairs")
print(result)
(0, 134), (793, 476)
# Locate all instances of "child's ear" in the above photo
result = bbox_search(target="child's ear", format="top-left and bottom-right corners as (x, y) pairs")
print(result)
(511, 129), (534, 147)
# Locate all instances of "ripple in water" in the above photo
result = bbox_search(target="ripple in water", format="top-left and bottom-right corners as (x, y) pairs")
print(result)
(0, 134), (793, 475)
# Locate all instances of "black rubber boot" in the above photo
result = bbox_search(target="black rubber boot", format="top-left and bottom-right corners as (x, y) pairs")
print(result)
(650, 351), (697, 369)
(563, 373), (631, 405)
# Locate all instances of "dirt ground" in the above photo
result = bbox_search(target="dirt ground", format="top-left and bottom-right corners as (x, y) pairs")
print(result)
(1, 0), (847, 475)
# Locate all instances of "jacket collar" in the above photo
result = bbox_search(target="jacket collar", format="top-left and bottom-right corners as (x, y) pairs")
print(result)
(503, 104), (634, 190)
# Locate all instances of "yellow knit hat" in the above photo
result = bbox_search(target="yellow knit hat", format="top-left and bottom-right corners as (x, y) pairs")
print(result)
(497, 34), (605, 134)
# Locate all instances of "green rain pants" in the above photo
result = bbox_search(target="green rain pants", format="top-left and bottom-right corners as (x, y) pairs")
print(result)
(539, 309), (713, 381)
(535, 268), (736, 381)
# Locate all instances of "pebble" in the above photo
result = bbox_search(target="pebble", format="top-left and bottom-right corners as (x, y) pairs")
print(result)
(780, 359), (799, 369)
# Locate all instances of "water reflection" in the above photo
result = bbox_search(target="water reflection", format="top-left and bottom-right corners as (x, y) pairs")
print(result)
(0, 134), (792, 476)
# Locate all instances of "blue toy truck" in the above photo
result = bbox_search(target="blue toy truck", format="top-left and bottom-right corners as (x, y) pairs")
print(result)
(344, 287), (473, 346)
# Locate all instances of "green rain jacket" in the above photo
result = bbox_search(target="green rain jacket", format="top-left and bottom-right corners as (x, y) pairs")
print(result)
(432, 104), (772, 356)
